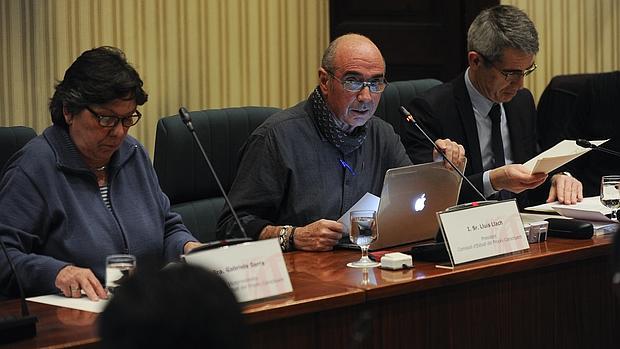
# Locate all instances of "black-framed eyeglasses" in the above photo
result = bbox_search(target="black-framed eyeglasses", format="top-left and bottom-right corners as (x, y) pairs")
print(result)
(475, 51), (537, 82)
(85, 106), (142, 128)
(326, 70), (387, 93)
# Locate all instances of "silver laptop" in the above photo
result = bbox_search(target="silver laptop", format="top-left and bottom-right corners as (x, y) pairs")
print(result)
(338, 161), (464, 250)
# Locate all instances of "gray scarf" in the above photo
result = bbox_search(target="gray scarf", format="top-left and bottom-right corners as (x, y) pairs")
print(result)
(309, 87), (368, 155)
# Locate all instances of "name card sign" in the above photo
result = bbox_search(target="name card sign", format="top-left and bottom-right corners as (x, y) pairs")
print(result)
(437, 200), (529, 267)
(184, 238), (292, 303)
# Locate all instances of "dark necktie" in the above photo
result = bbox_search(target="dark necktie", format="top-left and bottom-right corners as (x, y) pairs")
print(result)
(489, 104), (512, 200)
(489, 104), (505, 168)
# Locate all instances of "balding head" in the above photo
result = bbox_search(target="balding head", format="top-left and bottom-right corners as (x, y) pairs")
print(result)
(318, 34), (386, 130)
(321, 34), (385, 75)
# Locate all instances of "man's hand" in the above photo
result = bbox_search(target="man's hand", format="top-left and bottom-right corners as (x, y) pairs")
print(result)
(433, 138), (466, 170)
(489, 164), (548, 193)
(293, 219), (344, 252)
(547, 174), (583, 204)
(55, 265), (107, 301)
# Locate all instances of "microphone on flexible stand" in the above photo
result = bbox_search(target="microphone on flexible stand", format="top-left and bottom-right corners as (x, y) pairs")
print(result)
(400, 107), (490, 261)
(178, 107), (252, 253)
(399, 106), (487, 202)
(0, 228), (37, 344)
(576, 139), (620, 158)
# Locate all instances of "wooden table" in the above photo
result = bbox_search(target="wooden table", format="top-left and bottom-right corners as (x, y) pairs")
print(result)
(2, 236), (619, 348)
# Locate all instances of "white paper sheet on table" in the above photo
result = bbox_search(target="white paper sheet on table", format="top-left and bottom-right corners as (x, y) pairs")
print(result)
(520, 211), (616, 235)
(337, 192), (379, 235)
(525, 196), (615, 222)
(27, 294), (109, 313)
(523, 139), (608, 174)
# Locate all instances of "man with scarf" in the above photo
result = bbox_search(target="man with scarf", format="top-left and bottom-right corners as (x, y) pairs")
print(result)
(216, 34), (465, 252)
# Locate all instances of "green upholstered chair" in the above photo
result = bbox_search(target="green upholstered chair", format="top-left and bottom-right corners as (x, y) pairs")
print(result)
(0, 126), (37, 174)
(153, 107), (281, 242)
(374, 79), (443, 135)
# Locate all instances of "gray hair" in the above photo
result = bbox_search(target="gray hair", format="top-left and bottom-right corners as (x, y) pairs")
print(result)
(467, 5), (539, 63)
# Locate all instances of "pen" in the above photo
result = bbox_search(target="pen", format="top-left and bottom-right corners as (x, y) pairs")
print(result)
(339, 159), (357, 176)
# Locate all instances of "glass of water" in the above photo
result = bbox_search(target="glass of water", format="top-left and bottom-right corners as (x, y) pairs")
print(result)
(601, 175), (620, 220)
(347, 210), (380, 268)
(105, 254), (136, 294)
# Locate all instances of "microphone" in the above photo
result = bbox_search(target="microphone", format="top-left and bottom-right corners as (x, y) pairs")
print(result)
(400, 106), (487, 202)
(576, 139), (620, 158)
(0, 230), (37, 344)
(178, 107), (252, 252)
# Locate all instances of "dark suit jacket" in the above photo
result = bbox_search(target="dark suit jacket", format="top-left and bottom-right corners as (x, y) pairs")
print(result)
(401, 72), (540, 207)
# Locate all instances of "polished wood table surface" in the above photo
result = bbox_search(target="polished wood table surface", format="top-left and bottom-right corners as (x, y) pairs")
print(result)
(1, 235), (618, 348)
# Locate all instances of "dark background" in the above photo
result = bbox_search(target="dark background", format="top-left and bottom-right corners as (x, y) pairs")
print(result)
(330, 0), (499, 83)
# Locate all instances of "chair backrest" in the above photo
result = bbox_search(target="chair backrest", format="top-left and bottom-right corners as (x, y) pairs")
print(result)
(153, 106), (281, 242)
(0, 126), (37, 173)
(375, 79), (443, 135)
(537, 73), (594, 151)
(558, 70), (620, 196)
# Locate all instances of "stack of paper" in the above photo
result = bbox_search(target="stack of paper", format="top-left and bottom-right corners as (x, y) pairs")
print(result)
(525, 197), (619, 235)
(526, 196), (613, 221)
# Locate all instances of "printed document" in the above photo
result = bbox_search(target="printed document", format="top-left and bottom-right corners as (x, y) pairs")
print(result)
(523, 139), (608, 174)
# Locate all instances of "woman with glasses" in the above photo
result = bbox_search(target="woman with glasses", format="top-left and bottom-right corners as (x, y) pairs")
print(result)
(0, 47), (200, 300)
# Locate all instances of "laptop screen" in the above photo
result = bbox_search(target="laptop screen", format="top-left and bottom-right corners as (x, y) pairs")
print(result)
(370, 161), (464, 250)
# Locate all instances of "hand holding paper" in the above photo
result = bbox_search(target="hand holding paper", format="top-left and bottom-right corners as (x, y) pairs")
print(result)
(489, 164), (547, 193)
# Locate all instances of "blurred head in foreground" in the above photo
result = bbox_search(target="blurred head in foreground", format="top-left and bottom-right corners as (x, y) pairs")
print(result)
(99, 263), (247, 349)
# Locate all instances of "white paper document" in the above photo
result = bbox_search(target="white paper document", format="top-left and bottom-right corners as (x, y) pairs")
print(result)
(27, 294), (109, 313)
(526, 196), (616, 222)
(523, 139), (608, 174)
(552, 196), (615, 222)
(337, 192), (380, 235)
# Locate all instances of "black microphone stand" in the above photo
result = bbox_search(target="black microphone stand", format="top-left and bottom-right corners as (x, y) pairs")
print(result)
(178, 107), (252, 253)
(400, 107), (491, 262)
(576, 139), (620, 157)
(400, 106), (487, 202)
(0, 231), (37, 344)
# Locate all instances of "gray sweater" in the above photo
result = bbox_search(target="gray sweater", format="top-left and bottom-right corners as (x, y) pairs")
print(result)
(217, 100), (411, 240)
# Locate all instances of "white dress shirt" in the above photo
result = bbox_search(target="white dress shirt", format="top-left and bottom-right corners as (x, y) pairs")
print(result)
(464, 68), (513, 197)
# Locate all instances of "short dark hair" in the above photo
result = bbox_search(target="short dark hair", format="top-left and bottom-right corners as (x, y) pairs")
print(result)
(467, 5), (539, 63)
(49, 46), (148, 128)
(99, 263), (248, 349)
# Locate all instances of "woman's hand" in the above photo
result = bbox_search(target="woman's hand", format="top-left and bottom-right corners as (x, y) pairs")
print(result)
(55, 265), (108, 301)
(183, 241), (203, 254)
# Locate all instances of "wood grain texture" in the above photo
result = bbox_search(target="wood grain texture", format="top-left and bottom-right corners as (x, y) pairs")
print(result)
(1, 236), (617, 349)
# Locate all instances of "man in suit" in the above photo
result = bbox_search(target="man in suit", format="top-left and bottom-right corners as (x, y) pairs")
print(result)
(402, 5), (582, 207)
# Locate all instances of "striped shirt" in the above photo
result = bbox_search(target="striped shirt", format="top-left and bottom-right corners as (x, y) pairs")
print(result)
(99, 185), (112, 211)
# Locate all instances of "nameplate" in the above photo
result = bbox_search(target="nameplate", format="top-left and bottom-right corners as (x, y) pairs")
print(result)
(437, 200), (529, 267)
(184, 239), (292, 303)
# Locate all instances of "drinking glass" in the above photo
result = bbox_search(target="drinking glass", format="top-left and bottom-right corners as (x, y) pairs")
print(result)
(347, 210), (380, 268)
(105, 254), (136, 294)
(600, 175), (620, 220)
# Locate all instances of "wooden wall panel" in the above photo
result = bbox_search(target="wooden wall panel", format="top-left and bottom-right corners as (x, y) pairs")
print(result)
(505, 0), (620, 103)
(1, 0), (617, 154)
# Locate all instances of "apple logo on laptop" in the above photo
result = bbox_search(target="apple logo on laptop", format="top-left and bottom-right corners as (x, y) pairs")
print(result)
(413, 193), (426, 212)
